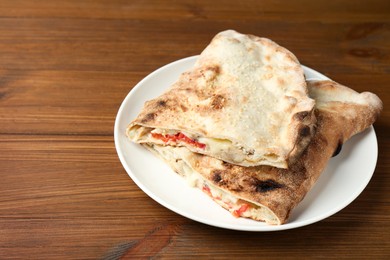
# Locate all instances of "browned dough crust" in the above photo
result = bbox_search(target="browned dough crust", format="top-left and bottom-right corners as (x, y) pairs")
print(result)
(127, 30), (316, 168)
(144, 80), (382, 224)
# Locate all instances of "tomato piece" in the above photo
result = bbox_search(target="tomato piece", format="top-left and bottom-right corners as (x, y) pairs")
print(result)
(151, 132), (206, 149)
(176, 133), (206, 149)
(151, 133), (172, 143)
(232, 204), (249, 218)
(202, 185), (212, 197)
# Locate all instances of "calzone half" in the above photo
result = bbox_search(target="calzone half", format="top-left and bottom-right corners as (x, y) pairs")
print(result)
(142, 80), (382, 225)
(127, 30), (315, 168)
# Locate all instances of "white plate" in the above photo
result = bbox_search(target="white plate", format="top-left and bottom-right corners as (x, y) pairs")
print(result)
(114, 56), (378, 231)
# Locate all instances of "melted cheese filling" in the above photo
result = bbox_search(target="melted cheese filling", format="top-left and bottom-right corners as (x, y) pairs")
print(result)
(129, 126), (281, 167)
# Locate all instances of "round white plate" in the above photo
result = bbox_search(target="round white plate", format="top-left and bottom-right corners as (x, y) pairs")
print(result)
(114, 56), (378, 231)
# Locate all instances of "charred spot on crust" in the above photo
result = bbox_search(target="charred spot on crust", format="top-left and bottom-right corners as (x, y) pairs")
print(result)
(255, 179), (283, 193)
(140, 112), (156, 123)
(208, 65), (220, 74)
(211, 170), (223, 183)
(299, 125), (311, 137)
(180, 104), (188, 112)
(156, 100), (167, 107)
(199, 65), (221, 81)
(332, 141), (343, 157)
(294, 111), (309, 121)
(210, 94), (225, 109)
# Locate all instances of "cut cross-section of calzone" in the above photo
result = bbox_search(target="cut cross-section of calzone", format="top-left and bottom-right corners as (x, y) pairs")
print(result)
(127, 30), (315, 168)
(143, 80), (382, 225)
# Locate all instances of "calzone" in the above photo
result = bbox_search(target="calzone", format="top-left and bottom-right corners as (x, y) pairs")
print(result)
(142, 80), (382, 225)
(127, 30), (315, 168)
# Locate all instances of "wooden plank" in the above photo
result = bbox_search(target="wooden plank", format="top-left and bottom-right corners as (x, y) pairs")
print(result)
(0, 0), (389, 258)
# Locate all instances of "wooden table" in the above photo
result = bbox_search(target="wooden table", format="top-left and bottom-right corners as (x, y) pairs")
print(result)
(0, 0), (389, 258)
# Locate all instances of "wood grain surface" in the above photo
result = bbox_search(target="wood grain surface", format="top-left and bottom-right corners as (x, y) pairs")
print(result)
(0, 0), (389, 259)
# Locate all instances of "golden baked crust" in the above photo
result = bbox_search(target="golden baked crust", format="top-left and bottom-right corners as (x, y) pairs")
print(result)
(143, 80), (382, 225)
(127, 30), (315, 168)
